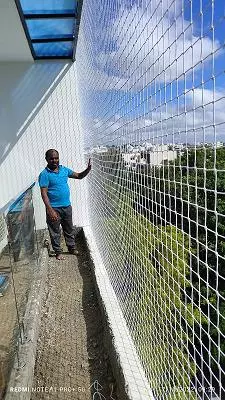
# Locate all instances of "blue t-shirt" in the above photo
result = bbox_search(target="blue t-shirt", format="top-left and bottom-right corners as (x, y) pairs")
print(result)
(39, 165), (73, 208)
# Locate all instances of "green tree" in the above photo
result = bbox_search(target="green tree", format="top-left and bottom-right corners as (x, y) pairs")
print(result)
(105, 192), (201, 399)
(135, 147), (225, 391)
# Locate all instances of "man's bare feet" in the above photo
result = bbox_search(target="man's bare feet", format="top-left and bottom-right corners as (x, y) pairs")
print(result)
(56, 254), (65, 261)
(68, 248), (79, 256)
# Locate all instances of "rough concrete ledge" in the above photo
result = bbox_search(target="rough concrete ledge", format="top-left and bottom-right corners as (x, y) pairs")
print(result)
(83, 226), (155, 400)
(5, 248), (49, 400)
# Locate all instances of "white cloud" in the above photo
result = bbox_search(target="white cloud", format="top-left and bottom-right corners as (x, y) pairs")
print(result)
(93, 1), (221, 90)
(88, 87), (225, 146)
(77, 0), (224, 146)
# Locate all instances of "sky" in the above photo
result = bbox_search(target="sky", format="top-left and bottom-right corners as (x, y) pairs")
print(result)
(76, 0), (225, 147)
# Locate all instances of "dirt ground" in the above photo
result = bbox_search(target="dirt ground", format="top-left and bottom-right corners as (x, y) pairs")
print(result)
(31, 231), (118, 400)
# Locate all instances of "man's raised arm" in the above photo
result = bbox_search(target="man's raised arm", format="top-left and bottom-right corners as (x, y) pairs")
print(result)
(70, 158), (91, 180)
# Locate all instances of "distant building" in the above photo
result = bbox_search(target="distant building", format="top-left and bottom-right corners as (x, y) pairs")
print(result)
(215, 141), (224, 148)
(148, 149), (177, 166)
(122, 144), (177, 168)
(90, 146), (108, 154)
(122, 152), (147, 170)
(173, 144), (184, 151)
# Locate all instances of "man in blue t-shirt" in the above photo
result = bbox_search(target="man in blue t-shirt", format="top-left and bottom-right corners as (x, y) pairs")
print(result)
(39, 149), (91, 260)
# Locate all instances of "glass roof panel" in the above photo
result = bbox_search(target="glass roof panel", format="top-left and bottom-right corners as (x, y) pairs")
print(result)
(20, 0), (77, 14)
(33, 42), (73, 57)
(26, 18), (75, 40)
(16, 0), (82, 59)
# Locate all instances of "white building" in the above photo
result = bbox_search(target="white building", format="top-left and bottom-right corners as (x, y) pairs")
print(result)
(148, 149), (177, 165)
(122, 144), (178, 168)
(90, 146), (108, 154)
(122, 152), (147, 169)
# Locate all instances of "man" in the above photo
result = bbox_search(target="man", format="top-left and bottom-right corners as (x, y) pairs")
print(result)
(39, 149), (91, 260)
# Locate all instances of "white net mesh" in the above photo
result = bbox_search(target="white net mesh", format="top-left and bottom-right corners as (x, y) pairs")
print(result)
(76, 0), (225, 398)
(0, 215), (6, 243)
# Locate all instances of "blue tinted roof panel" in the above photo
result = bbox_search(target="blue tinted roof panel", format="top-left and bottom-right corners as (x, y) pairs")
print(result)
(16, 0), (82, 59)
(33, 42), (73, 57)
(26, 18), (75, 40)
(20, 0), (77, 14)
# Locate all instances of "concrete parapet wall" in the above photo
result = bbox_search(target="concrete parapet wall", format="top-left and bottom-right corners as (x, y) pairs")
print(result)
(83, 226), (154, 400)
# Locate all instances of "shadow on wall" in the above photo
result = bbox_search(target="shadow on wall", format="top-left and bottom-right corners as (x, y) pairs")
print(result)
(0, 61), (71, 165)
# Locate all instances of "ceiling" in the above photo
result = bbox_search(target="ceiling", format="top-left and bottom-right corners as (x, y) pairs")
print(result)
(0, 0), (33, 61)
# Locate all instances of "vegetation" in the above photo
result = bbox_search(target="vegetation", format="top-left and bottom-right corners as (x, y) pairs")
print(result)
(97, 145), (225, 396)
(104, 189), (201, 399)
(134, 147), (225, 392)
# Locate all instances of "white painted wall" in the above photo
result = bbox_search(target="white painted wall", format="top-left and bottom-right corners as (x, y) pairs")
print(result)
(0, 0), (33, 61)
(0, 61), (89, 229)
(0, 62), (69, 163)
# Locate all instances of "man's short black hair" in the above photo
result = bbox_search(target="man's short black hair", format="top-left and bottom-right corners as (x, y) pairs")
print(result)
(45, 149), (59, 159)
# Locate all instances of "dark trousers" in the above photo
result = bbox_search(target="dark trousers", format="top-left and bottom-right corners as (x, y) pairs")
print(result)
(47, 206), (75, 255)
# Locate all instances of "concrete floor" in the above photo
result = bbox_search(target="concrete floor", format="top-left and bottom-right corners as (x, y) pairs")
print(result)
(31, 233), (117, 400)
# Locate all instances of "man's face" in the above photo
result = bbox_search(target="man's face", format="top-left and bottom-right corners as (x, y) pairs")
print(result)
(46, 151), (59, 170)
